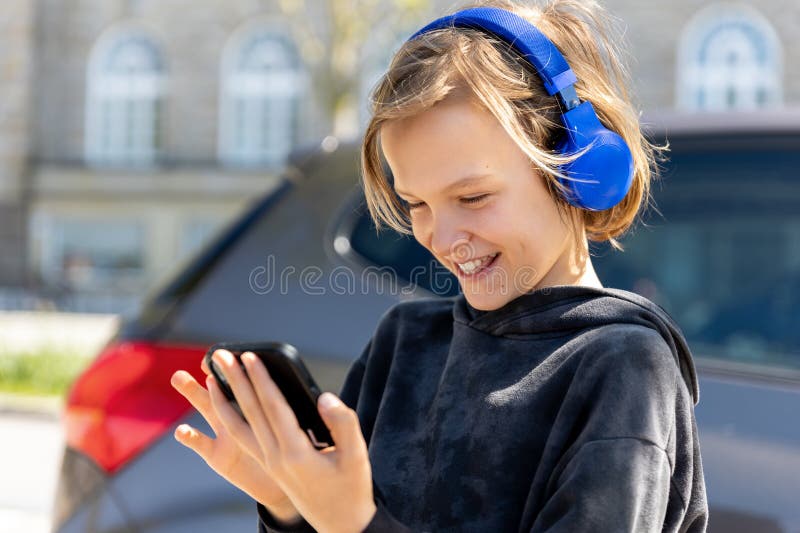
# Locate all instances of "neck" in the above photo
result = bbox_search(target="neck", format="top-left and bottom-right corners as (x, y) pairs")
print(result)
(576, 257), (603, 289)
(537, 233), (604, 290)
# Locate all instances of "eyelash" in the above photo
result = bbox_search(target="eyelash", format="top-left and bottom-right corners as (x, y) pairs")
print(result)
(461, 194), (489, 205)
(406, 194), (490, 210)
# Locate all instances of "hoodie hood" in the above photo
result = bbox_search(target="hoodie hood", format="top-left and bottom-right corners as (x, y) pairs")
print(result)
(453, 285), (700, 405)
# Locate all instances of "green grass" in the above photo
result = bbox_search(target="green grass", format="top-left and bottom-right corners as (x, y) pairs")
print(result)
(0, 348), (94, 397)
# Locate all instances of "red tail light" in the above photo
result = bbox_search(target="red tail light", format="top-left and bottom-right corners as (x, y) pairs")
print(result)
(64, 341), (207, 473)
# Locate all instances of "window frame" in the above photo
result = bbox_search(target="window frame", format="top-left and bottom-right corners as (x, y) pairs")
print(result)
(676, 4), (783, 112)
(218, 22), (305, 169)
(85, 24), (167, 167)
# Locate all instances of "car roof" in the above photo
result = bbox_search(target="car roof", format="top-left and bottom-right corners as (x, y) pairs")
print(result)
(641, 109), (800, 136)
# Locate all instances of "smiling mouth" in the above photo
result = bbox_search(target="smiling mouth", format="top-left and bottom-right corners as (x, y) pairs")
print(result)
(456, 253), (499, 276)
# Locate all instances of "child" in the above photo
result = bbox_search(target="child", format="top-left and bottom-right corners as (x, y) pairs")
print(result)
(170, 0), (709, 531)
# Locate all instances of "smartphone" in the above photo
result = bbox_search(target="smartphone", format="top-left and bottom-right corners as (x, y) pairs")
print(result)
(204, 341), (334, 450)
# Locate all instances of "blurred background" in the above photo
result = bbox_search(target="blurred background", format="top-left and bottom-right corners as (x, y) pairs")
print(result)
(0, 0), (792, 316)
(0, 0), (798, 532)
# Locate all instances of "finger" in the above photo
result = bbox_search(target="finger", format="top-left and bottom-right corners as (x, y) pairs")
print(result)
(211, 350), (281, 458)
(317, 393), (367, 465)
(206, 374), (264, 461)
(241, 352), (312, 456)
(206, 348), (239, 378)
(171, 370), (223, 432)
(173, 423), (214, 461)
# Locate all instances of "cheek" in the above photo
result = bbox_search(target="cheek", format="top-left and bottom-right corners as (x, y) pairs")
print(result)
(522, 210), (572, 265)
(498, 195), (567, 256)
(410, 216), (432, 250)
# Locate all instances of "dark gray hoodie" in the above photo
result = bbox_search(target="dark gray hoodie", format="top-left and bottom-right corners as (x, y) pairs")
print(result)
(258, 285), (708, 532)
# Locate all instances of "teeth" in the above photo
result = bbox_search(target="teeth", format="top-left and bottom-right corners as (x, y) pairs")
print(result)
(457, 253), (497, 274)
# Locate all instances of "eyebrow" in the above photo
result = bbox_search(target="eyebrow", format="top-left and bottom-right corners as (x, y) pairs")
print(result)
(394, 173), (494, 197)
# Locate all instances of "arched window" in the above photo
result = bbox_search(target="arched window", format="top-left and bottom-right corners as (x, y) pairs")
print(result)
(677, 4), (782, 111)
(85, 27), (166, 166)
(219, 28), (302, 168)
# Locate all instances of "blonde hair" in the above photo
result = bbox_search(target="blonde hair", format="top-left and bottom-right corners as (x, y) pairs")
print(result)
(360, 0), (667, 252)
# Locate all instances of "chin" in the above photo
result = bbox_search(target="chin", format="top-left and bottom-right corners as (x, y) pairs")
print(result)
(462, 290), (515, 312)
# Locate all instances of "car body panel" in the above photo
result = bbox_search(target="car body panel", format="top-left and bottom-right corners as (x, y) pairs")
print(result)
(695, 370), (800, 532)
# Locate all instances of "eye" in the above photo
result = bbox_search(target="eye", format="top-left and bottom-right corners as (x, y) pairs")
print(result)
(406, 200), (426, 210)
(461, 194), (490, 205)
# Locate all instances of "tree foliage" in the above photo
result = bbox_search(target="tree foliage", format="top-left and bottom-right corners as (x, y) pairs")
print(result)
(275, 0), (432, 136)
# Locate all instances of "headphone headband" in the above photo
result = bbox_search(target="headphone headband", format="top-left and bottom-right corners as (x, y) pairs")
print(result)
(409, 7), (577, 98)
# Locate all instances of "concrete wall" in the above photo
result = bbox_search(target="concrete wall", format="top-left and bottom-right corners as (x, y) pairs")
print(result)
(0, 0), (34, 285)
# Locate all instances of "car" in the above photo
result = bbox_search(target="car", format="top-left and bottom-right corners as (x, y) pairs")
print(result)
(52, 112), (800, 533)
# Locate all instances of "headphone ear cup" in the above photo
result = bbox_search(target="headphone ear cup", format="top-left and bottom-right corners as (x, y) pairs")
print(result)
(556, 130), (634, 211)
(554, 102), (635, 211)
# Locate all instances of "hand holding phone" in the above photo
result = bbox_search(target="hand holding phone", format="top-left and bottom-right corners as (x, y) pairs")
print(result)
(204, 341), (335, 450)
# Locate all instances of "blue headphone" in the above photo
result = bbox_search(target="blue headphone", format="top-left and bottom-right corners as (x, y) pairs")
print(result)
(407, 7), (634, 211)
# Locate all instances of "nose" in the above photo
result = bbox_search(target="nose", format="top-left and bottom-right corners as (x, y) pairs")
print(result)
(423, 212), (472, 264)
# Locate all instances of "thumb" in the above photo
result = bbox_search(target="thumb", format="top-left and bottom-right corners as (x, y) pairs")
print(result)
(317, 393), (365, 462)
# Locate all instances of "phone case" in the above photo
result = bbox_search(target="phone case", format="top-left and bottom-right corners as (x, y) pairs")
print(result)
(204, 341), (335, 449)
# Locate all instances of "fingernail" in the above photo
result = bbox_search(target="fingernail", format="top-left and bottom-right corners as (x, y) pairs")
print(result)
(171, 371), (185, 387)
(318, 392), (340, 410)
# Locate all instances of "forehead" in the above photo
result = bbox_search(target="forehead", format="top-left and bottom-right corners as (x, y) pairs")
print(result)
(380, 96), (509, 195)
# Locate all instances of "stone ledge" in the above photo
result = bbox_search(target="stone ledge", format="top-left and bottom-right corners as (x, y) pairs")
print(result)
(32, 165), (283, 201)
(0, 391), (62, 420)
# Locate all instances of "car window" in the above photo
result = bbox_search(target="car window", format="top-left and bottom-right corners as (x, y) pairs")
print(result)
(345, 201), (461, 298)
(593, 132), (800, 372)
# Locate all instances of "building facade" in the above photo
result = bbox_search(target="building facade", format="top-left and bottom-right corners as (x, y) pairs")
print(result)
(0, 0), (796, 313)
(0, 1), (35, 290)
